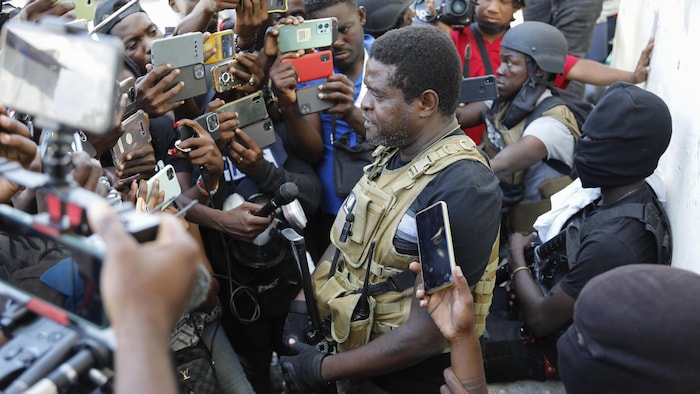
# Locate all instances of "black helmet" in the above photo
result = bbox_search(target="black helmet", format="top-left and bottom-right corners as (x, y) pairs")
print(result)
(359, 0), (412, 36)
(501, 21), (567, 74)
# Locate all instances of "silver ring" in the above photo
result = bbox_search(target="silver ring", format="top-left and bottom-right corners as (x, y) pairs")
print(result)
(248, 76), (256, 86)
(238, 156), (243, 163)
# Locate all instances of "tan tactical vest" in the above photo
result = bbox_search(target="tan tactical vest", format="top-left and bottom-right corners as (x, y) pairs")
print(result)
(312, 133), (500, 352)
(483, 104), (581, 233)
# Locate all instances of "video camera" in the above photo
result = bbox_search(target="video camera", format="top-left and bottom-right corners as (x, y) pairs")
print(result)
(412, 0), (476, 28)
(0, 18), (164, 393)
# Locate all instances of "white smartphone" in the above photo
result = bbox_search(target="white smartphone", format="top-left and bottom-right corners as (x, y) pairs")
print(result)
(146, 164), (181, 210)
(416, 200), (457, 294)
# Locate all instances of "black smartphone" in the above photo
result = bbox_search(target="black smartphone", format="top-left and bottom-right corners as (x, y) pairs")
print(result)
(459, 74), (498, 103)
(296, 83), (336, 115)
(416, 201), (457, 294)
(177, 112), (221, 141)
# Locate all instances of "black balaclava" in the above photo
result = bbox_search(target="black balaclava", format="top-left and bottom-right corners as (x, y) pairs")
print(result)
(574, 82), (671, 188)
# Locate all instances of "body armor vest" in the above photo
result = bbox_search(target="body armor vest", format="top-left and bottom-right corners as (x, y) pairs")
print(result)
(312, 131), (500, 351)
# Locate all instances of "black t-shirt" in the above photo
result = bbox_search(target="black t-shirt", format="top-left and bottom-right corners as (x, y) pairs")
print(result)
(372, 142), (501, 392)
(559, 184), (660, 299)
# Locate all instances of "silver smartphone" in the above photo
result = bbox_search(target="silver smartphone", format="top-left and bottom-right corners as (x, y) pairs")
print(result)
(416, 200), (457, 294)
(278, 17), (338, 52)
(151, 32), (207, 103)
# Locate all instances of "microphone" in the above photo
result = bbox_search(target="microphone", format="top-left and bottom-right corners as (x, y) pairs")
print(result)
(254, 182), (299, 217)
(25, 340), (110, 394)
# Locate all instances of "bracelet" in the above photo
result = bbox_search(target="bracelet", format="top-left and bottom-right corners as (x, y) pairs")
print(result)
(235, 32), (258, 53)
(510, 266), (532, 281)
(196, 175), (219, 197)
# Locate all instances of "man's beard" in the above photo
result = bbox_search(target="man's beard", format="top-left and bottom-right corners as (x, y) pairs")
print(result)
(367, 124), (410, 148)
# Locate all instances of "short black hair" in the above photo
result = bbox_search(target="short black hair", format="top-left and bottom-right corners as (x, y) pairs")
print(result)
(369, 25), (461, 117)
(305, 0), (357, 15)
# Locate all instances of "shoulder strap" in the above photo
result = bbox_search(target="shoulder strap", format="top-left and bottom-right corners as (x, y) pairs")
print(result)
(470, 23), (494, 76)
(565, 196), (672, 268)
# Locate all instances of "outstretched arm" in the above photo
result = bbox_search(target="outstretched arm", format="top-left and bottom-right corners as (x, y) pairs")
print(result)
(567, 37), (654, 86)
(410, 262), (488, 394)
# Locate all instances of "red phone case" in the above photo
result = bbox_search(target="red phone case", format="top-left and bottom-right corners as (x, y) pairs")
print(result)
(281, 50), (334, 83)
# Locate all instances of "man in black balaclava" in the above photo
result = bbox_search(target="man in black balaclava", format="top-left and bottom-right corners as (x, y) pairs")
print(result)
(498, 82), (673, 382)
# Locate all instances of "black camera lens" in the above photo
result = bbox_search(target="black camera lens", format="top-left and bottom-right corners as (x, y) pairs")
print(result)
(167, 167), (174, 179)
(324, 23), (329, 28)
(318, 23), (323, 29)
(450, 0), (468, 15)
(207, 114), (219, 130)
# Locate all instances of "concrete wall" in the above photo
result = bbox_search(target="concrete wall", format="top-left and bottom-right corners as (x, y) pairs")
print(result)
(612, 0), (700, 272)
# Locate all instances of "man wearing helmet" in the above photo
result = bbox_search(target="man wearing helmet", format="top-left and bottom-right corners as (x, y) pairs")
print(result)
(484, 21), (580, 236)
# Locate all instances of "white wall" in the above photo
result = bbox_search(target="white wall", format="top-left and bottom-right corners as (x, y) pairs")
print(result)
(612, 0), (700, 272)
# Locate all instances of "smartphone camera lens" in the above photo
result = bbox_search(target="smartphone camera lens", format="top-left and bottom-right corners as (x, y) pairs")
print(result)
(207, 114), (219, 131)
(167, 167), (174, 180)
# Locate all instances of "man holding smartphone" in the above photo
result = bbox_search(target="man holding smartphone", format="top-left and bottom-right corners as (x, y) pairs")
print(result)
(280, 25), (501, 393)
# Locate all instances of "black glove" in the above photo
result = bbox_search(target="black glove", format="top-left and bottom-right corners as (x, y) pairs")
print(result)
(283, 300), (310, 349)
(280, 342), (329, 394)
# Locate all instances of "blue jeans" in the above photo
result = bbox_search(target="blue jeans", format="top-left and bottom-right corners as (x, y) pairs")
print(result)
(201, 321), (255, 394)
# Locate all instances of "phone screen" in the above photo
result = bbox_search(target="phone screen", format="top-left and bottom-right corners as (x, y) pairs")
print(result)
(0, 206), (108, 328)
(416, 201), (456, 294)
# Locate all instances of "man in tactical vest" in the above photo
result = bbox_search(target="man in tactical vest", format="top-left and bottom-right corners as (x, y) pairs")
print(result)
(279, 25), (502, 393)
(490, 82), (673, 382)
(485, 21), (582, 235)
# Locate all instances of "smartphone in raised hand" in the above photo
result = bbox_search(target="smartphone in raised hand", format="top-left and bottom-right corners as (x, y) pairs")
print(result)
(416, 201), (457, 294)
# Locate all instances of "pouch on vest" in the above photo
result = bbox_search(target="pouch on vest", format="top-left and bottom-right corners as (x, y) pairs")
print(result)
(328, 293), (376, 352)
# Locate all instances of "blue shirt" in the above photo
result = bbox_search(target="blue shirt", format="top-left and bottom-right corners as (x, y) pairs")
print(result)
(316, 34), (375, 214)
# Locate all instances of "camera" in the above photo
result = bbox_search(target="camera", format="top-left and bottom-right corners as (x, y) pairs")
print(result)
(413, 0), (476, 27)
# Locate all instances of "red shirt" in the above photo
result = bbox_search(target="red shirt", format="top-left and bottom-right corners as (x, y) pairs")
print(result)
(451, 25), (579, 144)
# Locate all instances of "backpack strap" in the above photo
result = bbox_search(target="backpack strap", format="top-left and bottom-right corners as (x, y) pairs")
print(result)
(565, 194), (672, 268)
(470, 23), (494, 75)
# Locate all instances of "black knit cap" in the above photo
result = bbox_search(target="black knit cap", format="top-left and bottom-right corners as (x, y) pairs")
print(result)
(558, 264), (700, 394)
(94, 0), (146, 34)
(574, 82), (672, 188)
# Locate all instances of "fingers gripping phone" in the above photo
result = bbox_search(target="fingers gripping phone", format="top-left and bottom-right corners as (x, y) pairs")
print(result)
(203, 29), (234, 65)
(281, 50), (333, 84)
(459, 74), (498, 103)
(210, 59), (249, 93)
(215, 91), (276, 148)
(416, 201), (457, 294)
(278, 17), (338, 52)
(150, 32), (207, 103)
(176, 112), (221, 142)
(112, 109), (151, 167)
(146, 164), (181, 210)
(295, 83), (335, 115)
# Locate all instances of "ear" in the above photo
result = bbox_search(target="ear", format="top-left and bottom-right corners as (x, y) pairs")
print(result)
(534, 66), (544, 78)
(358, 5), (367, 26)
(417, 89), (440, 118)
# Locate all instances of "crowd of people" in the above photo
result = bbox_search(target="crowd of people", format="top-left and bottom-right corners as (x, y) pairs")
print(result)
(0, 0), (695, 393)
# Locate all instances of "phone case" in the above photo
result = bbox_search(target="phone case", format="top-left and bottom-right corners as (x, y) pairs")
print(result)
(151, 33), (207, 103)
(177, 112), (221, 141)
(112, 110), (151, 166)
(73, 0), (96, 21)
(203, 29), (234, 65)
(295, 83), (335, 115)
(151, 32), (203, 68)
(459, 74), (498, 103)
(278, 17), (338, 52)
(215, 90), (269, 129)
(416, 201), (457, 294)
(146, 164), (181, 210)
(281, 50), (333, 83)
(239, 118), (276, 149)
(210, 59), (249, 93)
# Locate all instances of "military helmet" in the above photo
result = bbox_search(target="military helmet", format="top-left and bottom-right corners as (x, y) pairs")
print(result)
(501, 21), (567, 74)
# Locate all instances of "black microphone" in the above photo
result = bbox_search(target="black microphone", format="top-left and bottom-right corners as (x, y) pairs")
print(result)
(254, 182), (299, 217)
